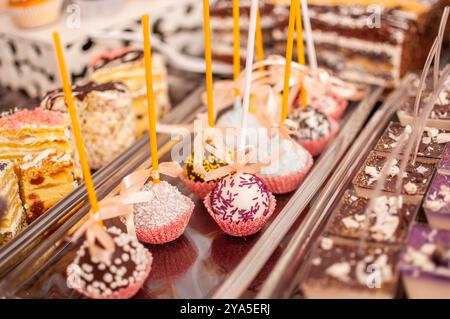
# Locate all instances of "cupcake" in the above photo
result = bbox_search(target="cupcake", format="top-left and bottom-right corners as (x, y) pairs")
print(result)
(8, 0), (63, 29)
(204, 173), (276, 237)
(130, 181), (194, 244)
(310, 94), (348, 121)
(67, 226), (152, 299)
(287, 106), (339, 157)
(256, 136), (313, 194)
(181, 149), (228, 199)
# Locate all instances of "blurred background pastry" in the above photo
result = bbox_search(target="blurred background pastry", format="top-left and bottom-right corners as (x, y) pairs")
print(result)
(41, 81), (136, 170)
(89, 48), (171, 138)
(8, 0), (63, 29)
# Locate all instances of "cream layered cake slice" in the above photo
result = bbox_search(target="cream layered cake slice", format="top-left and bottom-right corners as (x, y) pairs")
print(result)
(90, 48), (170, 137)
(0, 108), (73, 162)
(42, 81), (136, 170)
(18, 149), (76, 224)
(325, 189), (418, 245)
(0, 160), (27, 245)
(352, 151), (436, 204)
(374, 122), (450, 163)
(272, 0), (448, 87)
(302, 237), (402, 299)
(400, 224), (450, 299)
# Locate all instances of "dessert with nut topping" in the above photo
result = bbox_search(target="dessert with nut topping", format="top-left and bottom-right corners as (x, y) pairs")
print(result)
(302, 236), (401, 299)
(374, 122), (450, 163)
(325, 189), (418, 245)
(352, 151), (436, 204)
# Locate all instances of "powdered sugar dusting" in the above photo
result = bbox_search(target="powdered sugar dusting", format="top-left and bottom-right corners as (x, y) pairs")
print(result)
(133, 181), (189, 229)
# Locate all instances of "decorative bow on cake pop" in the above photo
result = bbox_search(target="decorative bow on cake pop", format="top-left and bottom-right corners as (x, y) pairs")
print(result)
(203, 145), (279, 182)
(252, 84), (299, 148)
(71, 199), (134, 263)
(208, 55), (364, 111)
(71, 161), (185, 263)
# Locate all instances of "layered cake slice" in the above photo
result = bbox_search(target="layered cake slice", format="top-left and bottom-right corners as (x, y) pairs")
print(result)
(210, 0), (277, 65)
(400, 224), (450, 299)
(273, 0), (448, 87)
(0, 161), (27, 245)
(90, 48), (171, 137)
(374, 122), (450, 163)
(302, 236), (402, 299)
(325, 189), (418, 245)
(18, 149), (76, 223)
(0, 108), (73, 161)
(352, 151), (436, 204)
(42, 81), (136, 170)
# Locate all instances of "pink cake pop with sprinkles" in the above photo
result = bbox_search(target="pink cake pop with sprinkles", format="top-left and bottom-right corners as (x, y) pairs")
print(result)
(203, 0), (276, 237)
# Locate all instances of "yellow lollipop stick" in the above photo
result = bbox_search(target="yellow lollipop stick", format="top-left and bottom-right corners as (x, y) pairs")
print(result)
(52, 32), (101, 225)
(281, 0), (297, 123)
(142, 15), (160, 184)
(203, 0), (215, 127)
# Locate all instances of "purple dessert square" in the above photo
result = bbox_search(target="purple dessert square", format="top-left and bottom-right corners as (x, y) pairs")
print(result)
(400, 224), (450, 298)
(423, 173), (450, 230)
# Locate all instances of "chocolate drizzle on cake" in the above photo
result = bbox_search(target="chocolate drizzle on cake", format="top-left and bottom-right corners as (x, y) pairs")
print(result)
(92, 50), (144, 71)
(43, 82), (128, 108)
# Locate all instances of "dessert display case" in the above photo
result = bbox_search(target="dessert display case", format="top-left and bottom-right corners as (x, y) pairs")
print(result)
(1, 0), (448, 302)
(0, 70), (201, 279)
(256, 74), (448, 299)
(0, 81), (382, 298)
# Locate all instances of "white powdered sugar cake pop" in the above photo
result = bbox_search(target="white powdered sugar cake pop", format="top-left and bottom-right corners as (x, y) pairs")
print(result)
(256, 136), (313, 194)
(131, 180), (195, 244)
(68, 226), (152, 299)
(205, 173), (276, 237)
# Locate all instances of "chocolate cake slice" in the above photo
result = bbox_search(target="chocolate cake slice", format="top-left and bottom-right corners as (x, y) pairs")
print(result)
(352, 151), (436, 204)
(210, 0), (278, 65)
(302, 236), (402, 299)
(272, 0), (449, 88)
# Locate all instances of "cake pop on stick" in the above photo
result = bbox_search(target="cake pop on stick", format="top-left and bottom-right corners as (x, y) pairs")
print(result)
(179, 1), (232, 199)
(121, 15), (195, 245)
(53, 32), (152, 299)
(203, 0), (277, 237)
